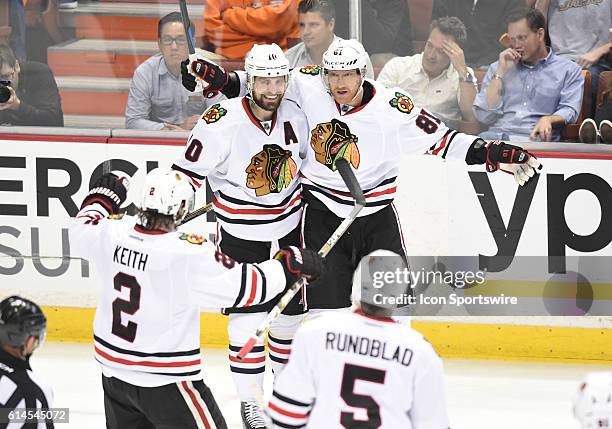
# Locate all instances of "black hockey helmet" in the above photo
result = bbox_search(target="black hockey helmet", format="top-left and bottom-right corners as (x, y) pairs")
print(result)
(0, 296), (46, 348)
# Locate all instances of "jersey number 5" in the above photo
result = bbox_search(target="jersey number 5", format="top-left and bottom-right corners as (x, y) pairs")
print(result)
(340, 363), (386, 428)
(112, 273), (141, 342)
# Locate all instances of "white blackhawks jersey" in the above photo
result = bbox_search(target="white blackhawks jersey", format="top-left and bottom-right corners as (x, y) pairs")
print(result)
(273, 66), (480, 217)
(269, 310), (450, 429)
(173, 96), (310, 241)
(68, 203), (287, 387)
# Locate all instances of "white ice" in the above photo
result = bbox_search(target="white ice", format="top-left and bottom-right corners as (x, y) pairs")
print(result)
(34, 342), (612, 428)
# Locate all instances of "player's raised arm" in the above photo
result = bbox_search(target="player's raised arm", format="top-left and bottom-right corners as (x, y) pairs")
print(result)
(393, 98), (541, 186)
(187, 245), (325, 311)
(68, 172), (128, 259)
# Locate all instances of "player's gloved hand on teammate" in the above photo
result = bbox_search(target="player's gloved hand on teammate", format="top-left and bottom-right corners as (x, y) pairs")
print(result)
(485, 140), (542, 186)
(181, 54), (228, 98)
(81, 173), (127, 214)
(274, 246), (326, 285)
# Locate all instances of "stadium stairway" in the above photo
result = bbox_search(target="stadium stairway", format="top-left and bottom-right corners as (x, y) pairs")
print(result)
(49, 0), (205, 128)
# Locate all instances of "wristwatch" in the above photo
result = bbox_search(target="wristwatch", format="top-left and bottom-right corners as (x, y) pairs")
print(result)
(460, 71), (476, 84)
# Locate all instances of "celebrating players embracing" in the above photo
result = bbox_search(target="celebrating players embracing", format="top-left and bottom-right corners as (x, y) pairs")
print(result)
(181, 38), (541, 318)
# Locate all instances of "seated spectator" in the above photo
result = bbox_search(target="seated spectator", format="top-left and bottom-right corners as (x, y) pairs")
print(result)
(473, 8), (583, 142)
(204, 0), (299, 60)
(377, 16), (477, 127)
(433, 0), (525, 68)
(333, 0), (413, 67)
(285, 0), (373, 78)
(536, 0), (611, 116)
(579, 73), (612, 144)
(0, 44), (63, 127)
(126, 12), (216, 131)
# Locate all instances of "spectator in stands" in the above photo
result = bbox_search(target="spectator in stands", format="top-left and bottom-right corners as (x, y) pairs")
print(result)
(333, 0), (412, 67)
(0, 44), (63, 127)
(377, 16), (477, 128)
(432, 0), (525, 68)
(473, 8), (583, 142)
(204, 0), (300, 60)
(579, 73), (612, 144)
(126, 12), (215, 131)
(285, 0), (373, 78)
(8, 0), (26, 62)
(535, 0), (611, 117)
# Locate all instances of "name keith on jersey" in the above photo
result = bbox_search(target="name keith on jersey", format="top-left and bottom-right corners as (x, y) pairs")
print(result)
(326, 331), (413, 366)
(113, 246), (149, 271)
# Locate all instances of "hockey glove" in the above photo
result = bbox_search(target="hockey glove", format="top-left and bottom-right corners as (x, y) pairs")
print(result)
(274, 246), (326, 285)
(81, 173), (127, 214)
(181, 54), (228, 98)
(485, 140), (542, 186)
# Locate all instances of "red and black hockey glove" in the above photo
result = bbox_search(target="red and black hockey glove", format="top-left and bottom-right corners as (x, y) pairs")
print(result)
(274, 246), (326, 285)
(485, 140), (542, 186)
(81, 173), (127, 214)
(181, 54), (229, 99)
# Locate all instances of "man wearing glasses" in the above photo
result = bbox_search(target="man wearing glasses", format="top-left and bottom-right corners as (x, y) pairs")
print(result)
(0, 45), (63, 127)
(125, 12), (219, 131)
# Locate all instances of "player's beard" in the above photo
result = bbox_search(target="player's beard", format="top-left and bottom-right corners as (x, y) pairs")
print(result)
(252, 92), (283, 112)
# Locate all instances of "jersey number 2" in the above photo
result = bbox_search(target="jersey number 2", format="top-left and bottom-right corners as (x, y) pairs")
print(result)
(340, 363), (386, 428)
(112, 273), (141, 342)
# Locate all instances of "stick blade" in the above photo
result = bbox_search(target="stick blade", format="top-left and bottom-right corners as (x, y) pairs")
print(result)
(335, 158), (366, 206)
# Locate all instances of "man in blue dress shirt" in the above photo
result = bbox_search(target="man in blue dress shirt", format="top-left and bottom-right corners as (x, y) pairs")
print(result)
(473, 7), (583, 142)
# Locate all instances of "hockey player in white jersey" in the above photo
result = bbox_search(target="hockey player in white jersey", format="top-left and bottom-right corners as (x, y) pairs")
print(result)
(269, 250), (450, 428)
(573, 372), (612, 429)
(174, 44), (311, 429)
(181, 38), (541, 315)
(68, 169), (325, 429)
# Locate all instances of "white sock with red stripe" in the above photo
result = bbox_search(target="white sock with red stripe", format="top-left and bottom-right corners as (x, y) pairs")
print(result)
(228, 313), (266, 401)
(268, 314), (303, 375)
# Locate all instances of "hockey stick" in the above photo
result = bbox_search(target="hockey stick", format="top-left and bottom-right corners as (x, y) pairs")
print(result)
(176, 202), (213, 226)
(179, 0), (196, 55)
(237, 158), (366, 360)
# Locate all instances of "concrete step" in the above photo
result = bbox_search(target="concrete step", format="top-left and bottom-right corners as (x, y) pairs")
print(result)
(48, 38), (244, 79)
(57, 75), (130, 116)
(49, 39), (158, 78)
(64, 114), (125, 129)
(59, 1), (205, 41)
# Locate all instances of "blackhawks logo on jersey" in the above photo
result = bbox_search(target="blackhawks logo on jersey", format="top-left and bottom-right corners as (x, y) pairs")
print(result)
(179, 232), (207, 245)
(202, 103), (227, 124)
(246, 144), (297, 197)
(299, 65), (321, 75)
(310, 119), (360, 171)
(389, 92), (414, 114)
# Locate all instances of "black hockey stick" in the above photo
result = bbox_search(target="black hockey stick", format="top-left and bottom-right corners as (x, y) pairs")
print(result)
(237, 158), (366, 360)
(179, 0), (196, 55)
(176, 202), (213, 226)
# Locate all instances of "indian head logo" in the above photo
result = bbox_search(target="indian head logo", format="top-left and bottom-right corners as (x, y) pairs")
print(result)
(310, 119), (360, 171)
(245, 144), (297, 196)
(299, 65), (321, 75)
(202, 103), (227, 124)
(389, 92), (414, 114)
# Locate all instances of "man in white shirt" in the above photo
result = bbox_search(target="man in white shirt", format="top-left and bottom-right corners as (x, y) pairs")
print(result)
(377, 16), (477, 127)
(285, 0), (374, 78)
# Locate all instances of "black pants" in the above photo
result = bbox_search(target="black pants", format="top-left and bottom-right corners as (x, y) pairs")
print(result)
(303, 203), (407, 309)
(219, 225), (305, 315)
(103, 375), (227, 429)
